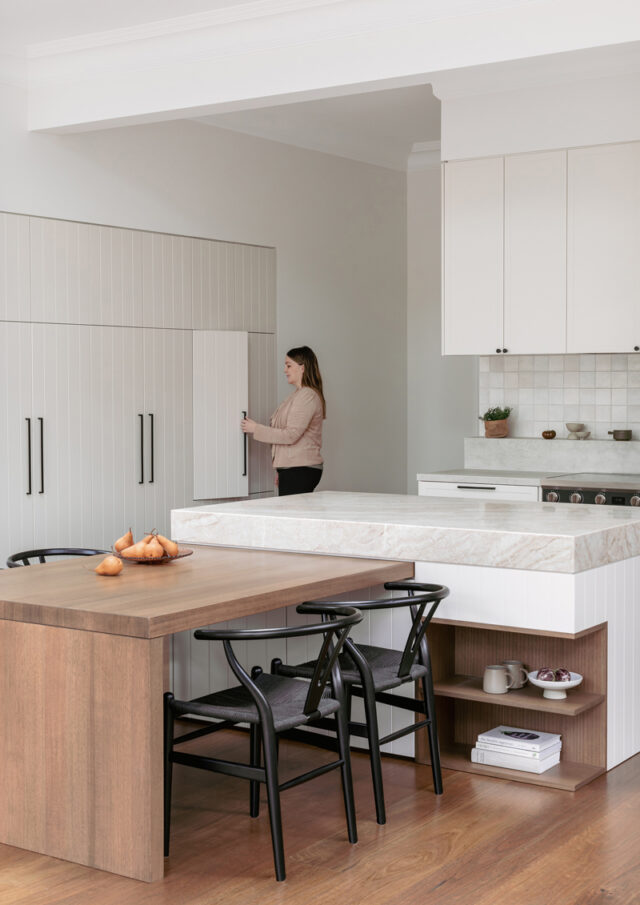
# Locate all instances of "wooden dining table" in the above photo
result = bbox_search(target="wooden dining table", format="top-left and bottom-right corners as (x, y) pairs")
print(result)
(0, 545), (411, 882)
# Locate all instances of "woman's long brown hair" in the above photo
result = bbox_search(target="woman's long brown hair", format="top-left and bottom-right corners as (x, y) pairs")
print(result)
(287, 346), (326, 418)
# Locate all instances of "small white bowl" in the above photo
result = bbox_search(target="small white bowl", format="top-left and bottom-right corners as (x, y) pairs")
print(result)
(565, 422), (584, 432)
(527, 670), (583, 700)
(576, 430), (590, 440)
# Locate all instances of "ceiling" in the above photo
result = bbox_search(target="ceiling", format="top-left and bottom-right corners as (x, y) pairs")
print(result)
(198, 84), (440, 170)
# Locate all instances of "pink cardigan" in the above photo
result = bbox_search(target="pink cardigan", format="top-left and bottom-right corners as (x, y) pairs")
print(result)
(253, 387), (323, 468)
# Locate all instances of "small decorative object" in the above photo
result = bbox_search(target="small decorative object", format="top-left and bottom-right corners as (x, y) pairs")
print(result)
(576, 430), (590, 440)
(565, 422), (584, 439)
(479, 406), (512, 439)
(542, 430), (556, 439)
(527, 668), (583, 700)
(609, 429), (632, 441)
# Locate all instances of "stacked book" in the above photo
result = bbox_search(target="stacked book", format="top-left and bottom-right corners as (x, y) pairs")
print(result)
(471, 725), (562, 773)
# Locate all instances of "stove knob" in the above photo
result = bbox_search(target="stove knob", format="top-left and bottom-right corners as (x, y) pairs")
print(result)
(594, 493), (607, 505)
(545, 490), (559, 503)
(631, 495), (640, 507)
(569, 491), (584, 504)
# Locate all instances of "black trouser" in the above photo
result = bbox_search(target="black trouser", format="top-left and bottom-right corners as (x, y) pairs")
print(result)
(277, 467), (322, 496)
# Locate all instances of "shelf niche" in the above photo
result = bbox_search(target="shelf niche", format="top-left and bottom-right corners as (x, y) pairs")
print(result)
(416, 621), (607, 792)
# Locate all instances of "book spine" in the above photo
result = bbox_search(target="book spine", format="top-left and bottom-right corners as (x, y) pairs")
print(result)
(471, 747), (560, 773)
(476, 741), (562, 759)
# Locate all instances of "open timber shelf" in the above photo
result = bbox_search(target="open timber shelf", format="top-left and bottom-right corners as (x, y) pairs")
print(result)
(415, 621), (608, 791)
(439, 743), (605, 792)
(434, 675), (605, 716)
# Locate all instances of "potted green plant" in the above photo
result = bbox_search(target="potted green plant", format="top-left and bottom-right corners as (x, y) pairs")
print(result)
(479, 405), (512, 438)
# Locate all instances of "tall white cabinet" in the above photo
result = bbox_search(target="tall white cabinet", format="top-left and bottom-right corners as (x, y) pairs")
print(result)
(0, 211), (276, 566)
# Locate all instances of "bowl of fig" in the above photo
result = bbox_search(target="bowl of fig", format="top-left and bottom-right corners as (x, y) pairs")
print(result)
(527, 667), (583, 700)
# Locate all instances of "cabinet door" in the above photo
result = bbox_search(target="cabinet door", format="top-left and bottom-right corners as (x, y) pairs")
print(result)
(193, 331), (249, 500)
(248, 332), (277, 494)
(504, 151), (567, 354)
(568, 143), (640, 353)
(443, 157), (504, 355)
(30, 218), (143, 327)
(0, 323), (34, 566)
(0, 213), (30, 321)
(143, 328), (193, 536)
(141, 231), (193, 329)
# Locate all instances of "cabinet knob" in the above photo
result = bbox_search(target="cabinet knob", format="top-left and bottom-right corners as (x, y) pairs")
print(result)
(502, 348), (508, 353)
(495, 348), (501, 354)
(634, 346), (639, 352)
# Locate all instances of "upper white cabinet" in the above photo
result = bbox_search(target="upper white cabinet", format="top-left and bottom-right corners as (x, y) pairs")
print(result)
(567, 142), (640, 353)
(443, 152), (567, 356)
(443, 157), (504, 355)
(141, 231), (193, 329)
(192, 330), (249, 501)
(504, 151), (566, 355)
(0, 213), (30, 321)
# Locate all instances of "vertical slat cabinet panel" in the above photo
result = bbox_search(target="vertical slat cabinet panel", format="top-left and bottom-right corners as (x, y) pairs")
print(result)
(261, 246), (277, 334)
(0, 213), (30, 321)
(568, 143), (640, 353)
(30, 324), (94, 549)
(192, 238), (223, 329)
(142, 329), (193, 537)
(141, 232), (193, 329)
(30, 218), (101, 325)
(442, 157), (504, 355)
(87, 327), (147, 548)
(192, 331), (249, 500)
(98, 227), (144, 327)
(504, 151), (567, 354)
(248, 332), (277, 494)
(0, 323), (34, 566)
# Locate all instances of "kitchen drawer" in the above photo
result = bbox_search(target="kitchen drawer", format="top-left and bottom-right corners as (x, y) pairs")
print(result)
(418, 480), (540, 502)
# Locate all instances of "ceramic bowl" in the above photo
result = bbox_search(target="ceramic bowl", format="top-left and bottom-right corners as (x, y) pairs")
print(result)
(576, 430), (591, 439)
(527, 670), (583, 700)
(565, 422), (584, 432)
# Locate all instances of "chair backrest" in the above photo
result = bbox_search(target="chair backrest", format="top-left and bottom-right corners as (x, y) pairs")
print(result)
(299, 580), (449, 681)
(6, 548), (108, 568)
(194, 605), (363, 719)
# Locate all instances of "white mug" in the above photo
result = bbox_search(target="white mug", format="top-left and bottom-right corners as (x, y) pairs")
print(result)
(483, 665), (514, 694)
(502, 660), (528, 690)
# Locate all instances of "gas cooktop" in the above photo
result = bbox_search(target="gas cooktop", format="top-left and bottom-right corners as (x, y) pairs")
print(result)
(541, 473), (640, 505)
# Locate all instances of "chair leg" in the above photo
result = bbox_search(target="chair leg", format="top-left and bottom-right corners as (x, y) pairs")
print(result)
(262, 725), (286, 881)
(163, 692), (175, 857)
(360, 681), (386, 825)
(421, 673), (443, 795)
(335, 704), (358, 844)
(249, 723), (262, 818)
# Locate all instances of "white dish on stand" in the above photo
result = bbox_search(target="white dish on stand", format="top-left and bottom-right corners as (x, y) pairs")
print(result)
(527, 670), (583, 700)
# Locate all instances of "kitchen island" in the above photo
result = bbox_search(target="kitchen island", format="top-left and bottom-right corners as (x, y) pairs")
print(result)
(172, 491), (640, 790)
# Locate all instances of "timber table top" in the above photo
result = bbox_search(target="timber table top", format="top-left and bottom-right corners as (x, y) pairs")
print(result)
(0, 545), (411, 638)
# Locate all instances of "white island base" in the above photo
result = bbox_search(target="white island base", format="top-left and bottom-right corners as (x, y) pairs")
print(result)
(172, 492), (640, 792)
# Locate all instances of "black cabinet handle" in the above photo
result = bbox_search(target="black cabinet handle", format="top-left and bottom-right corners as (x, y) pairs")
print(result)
(138, 413), (144, 484)
(242, 410), (248, 477)
(503, 348), (508, 353)
(25, 417), (32, 495)
(457, 485), (496, 491)
(149, 413), (154, 483)
(495, 348), (501, 354)
(38, 417), (44, 494)
(635, 346), (639, 352)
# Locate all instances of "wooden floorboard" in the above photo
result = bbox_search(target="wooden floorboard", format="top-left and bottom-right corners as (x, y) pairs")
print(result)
(1, 731), (640, 905)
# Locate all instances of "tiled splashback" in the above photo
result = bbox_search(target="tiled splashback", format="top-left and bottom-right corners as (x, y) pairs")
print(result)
(478, 354), (640, 440)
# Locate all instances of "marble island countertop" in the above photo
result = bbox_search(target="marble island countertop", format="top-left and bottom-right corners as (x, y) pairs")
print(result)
(172, 491), (640, 574)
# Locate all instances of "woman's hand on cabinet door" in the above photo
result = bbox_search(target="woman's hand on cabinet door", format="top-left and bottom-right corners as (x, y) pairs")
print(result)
(274, 472), (279, 487)
(241, 417), (257, 434)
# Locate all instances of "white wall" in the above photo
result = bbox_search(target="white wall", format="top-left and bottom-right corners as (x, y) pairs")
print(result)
(406, 163), (476, 490)
(0, 78), (407, 493)
(441, 72), (640, 160)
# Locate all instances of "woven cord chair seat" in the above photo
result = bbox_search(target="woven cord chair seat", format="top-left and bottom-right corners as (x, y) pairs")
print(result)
(174, 673), (340, 732)
(276, 644), (428, 693)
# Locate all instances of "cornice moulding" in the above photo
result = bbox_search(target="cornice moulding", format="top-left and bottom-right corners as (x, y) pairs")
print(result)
(407, 141), (441, 170)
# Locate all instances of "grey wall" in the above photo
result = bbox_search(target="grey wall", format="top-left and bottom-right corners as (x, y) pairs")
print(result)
(1, 78), (407, 493)
(406, 164), (477, 491)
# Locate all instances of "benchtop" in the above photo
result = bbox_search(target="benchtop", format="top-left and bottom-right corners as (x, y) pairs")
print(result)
(172, 491), (640, 574)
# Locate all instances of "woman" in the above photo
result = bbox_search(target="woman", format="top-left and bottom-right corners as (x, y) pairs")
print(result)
(241, 346), (325, 496)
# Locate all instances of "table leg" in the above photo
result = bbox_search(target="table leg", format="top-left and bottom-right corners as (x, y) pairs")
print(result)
(0, 620), (164, 882)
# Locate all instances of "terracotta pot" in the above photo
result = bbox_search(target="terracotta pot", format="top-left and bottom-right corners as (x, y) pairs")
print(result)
(484, 418), (509, 438)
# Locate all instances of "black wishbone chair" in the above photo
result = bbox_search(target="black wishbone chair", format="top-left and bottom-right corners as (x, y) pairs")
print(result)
(164, 604), (363, 882)
(6, 547), (108, 567)
(272, 580), (449, 825)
